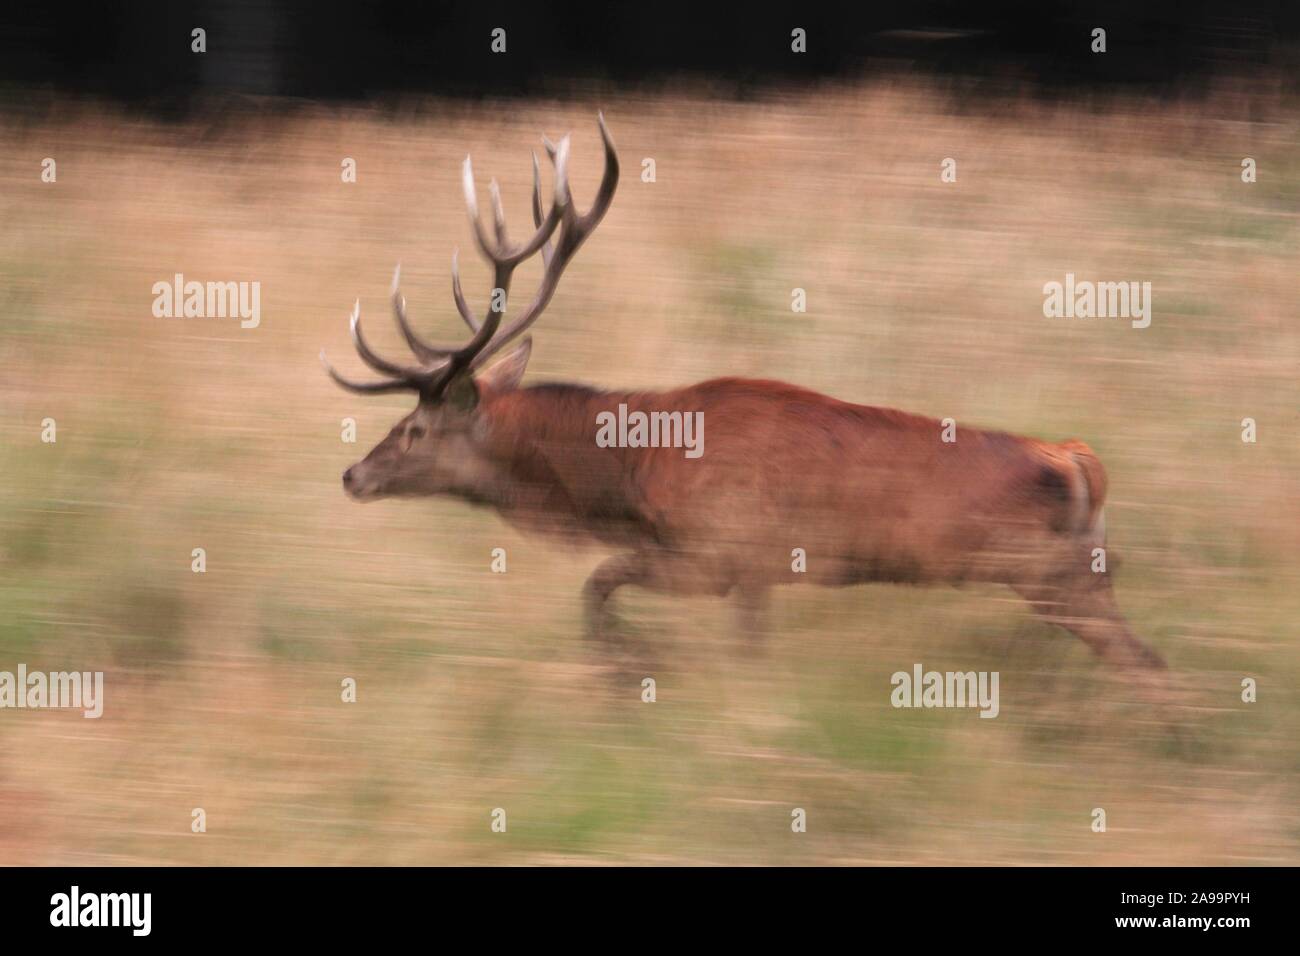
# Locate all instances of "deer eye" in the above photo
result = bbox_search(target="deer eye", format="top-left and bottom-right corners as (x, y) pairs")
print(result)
(398, 424), (427, 452)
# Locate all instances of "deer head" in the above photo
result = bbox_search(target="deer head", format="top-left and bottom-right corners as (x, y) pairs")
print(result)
(321, 115), (618, 501)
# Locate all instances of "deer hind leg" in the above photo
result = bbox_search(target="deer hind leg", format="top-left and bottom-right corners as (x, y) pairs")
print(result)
(1013, 574), (1165, 669)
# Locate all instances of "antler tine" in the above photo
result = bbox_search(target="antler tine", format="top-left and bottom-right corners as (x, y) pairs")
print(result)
(489, 179), (508, 248)
(319, 349), (428, 395)
(350, 300), (437, 380)
(450, 250), (479, 332)
(582, 112), (620, 229)
(538, 115), (617, 229)
(442, 280), (505, 372)
(390, 264), (453, 363)
(531, 150), (555, 268)
(461, 155), (501, 264)
(541, 134), (574, 230)
(507, 137), (569, 263)
(470, 118), (617, 369)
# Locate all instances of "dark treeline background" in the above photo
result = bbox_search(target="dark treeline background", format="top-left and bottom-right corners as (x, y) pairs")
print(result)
(1, 1), (1297, 110)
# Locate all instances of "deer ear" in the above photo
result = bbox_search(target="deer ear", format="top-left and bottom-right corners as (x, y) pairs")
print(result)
(443, 373), (480, 412)
(475, 337), (532, 393)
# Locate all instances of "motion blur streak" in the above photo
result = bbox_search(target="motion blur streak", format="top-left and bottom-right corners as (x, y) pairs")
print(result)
(0, 81), (1297, 864)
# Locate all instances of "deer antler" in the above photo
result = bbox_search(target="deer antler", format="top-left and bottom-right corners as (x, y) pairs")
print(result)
(321, 114), (619, 397)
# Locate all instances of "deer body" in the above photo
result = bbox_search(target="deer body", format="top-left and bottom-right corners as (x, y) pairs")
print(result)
(480, 378), (1082, 575)
(323, 117), (1164, 669)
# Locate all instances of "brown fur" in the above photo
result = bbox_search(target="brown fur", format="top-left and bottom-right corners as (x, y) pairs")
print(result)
(344, 369), (1164, 668)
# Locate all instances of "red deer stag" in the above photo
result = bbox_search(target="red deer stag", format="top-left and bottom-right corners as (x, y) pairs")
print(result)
(321, 116), (1164, 669)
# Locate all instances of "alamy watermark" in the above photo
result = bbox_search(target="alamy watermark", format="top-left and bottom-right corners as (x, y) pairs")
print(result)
(1042, 273), (1151, 328)
(0, 665), (104, 718)
(152, 273), (261, 328)
(50, 886), (150, 936)
(890, 663), (999, 718)
(595, 403), (704, 459)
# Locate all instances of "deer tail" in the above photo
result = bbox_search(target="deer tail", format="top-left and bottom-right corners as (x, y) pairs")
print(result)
(1057, 439), (1108, 542)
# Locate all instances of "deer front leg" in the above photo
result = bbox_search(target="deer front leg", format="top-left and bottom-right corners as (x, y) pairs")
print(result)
(583, 552), (648, 646)
(582, 549), (734, 647)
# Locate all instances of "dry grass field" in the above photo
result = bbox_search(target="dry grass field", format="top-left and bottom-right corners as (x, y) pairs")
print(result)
(0, 81), (1297, 864)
